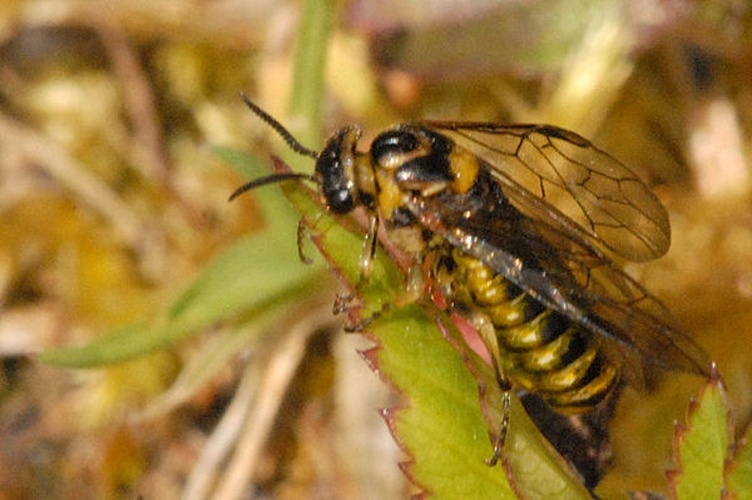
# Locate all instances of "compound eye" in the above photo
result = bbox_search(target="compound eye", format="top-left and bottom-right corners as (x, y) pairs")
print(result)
(316, 128), (358, 214)
(317, 152), (355, 214)
(371, 130), (422, 167)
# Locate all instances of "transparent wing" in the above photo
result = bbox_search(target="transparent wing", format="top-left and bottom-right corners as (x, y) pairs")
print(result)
(404, 122), (710, 385)
(421, 121), (671, 262)
(410, 193), (710, 387)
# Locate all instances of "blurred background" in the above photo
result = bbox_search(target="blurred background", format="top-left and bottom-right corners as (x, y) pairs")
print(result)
(0, 0), (750, 498)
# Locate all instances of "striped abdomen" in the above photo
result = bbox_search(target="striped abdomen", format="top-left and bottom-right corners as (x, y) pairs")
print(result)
(443, 249), (619, 415)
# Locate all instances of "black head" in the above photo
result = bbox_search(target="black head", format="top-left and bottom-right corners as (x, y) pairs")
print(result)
(230, 95), (369, 216)
(315, 126), (362, 214)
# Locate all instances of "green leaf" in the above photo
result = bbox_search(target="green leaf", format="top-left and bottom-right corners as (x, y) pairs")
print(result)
(669, 376), (730, 499)
(443, 318), (591, 499)
(40, 147), (325, 368)
(372, 306), (516, 498)
(166, 226), (321, 330)
(38, 321), (152, 367)
(726, 422), (752, 498)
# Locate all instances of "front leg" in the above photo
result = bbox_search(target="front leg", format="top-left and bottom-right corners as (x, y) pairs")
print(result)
(333, 215), (379, 331)
(334, 216), (427, 331)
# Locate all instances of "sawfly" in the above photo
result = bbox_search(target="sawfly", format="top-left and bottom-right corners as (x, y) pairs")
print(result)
(230, 94), (711, 487)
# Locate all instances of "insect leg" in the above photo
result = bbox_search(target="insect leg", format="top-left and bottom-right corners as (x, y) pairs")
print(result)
(486, 368), (512, 466)
(334, 219), (431, 332)
(333, 215), (380, 331)
(359, 214), (379, 281)
(296, 216), (318, 265)
(472, 313), (513, 466)
(396, 258), (425, 307)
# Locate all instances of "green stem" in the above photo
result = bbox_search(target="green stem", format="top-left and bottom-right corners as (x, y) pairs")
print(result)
(290, 0), (335, 150)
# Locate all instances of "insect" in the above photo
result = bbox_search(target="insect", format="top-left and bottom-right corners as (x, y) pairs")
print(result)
(230, 93), (711, 484)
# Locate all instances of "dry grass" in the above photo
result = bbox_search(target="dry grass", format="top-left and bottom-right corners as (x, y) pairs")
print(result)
(0, 1), (750, 498)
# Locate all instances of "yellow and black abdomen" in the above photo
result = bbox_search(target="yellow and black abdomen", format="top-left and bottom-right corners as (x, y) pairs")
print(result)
(445, 249), (619, 415)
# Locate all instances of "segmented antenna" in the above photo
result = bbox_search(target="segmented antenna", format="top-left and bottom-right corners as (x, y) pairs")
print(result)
(239, 92), (319, 160)
(229, 94), (319, 202)
(228, 171), (316, 201)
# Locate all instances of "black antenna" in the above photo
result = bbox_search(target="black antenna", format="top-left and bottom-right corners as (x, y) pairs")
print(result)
(228, 171), (317, 201)
(239, 92), (319, 160)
